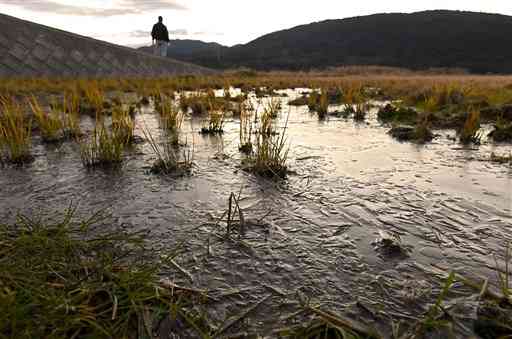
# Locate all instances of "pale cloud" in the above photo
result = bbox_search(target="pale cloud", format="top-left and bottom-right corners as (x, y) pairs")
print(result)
(0, 0), (511, 46)
(129, 29), (189, 38)
(0, 0), (186, 17)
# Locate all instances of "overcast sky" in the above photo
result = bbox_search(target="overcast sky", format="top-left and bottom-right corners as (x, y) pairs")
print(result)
(1, 0), (511, 47)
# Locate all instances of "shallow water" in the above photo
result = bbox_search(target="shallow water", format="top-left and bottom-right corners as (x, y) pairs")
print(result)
(1, 89), (512, 337)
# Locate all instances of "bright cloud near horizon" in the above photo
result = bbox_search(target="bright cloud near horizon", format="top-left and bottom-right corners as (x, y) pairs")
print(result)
(0, 0), (511, 47)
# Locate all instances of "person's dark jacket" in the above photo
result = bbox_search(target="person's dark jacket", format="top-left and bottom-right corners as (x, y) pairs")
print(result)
(152, 22), (169, 42)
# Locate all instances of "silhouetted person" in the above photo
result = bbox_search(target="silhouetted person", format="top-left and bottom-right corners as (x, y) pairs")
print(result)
(152, 16), (169, 57)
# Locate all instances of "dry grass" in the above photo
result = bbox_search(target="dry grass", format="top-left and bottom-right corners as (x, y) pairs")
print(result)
(1, 72), (512, 114)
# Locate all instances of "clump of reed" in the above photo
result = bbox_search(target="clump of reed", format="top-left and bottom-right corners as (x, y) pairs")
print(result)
(81, 81), (106, 115)
(157, 95), (184, 145)
(307, 91), (321, 112)
(459, 109), (482, 144)
(413, 116), (435, 143)
(256, 100), (275, 137)
(389, 116), (433, 143)
(112, 105), (135, 145)
(178, 92), (190, 113)
(288, 95), (309, 106)
(490, 152), (512, 164)
(377, 103), (418, 124)
(239, 102), (254, 154)
(62, 91), (82, 137)
(184, 92), (214, 116)
(343, 85), (367, 120)
(255, 86), (279, 98)
(308, 89), (329, 119)
(200, 105), (225, 135)
(0, 96), (33, 164)
(0, 206), (211, 338)
(245, 114), (289, 178)
(142, 125), (193, 175)
(265, 97), (282, 118)
(411, 84), (471, 113)
(158, 96), (183, 132)
(80, 120), (124, 168)
(28, 96), (64, 143)
(488, 117), (512, 142)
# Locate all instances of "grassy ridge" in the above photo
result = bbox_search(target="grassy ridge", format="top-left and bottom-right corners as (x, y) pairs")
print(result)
(0, 207), (210, 338)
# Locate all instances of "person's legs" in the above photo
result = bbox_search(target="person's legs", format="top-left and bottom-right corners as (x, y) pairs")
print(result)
(159, 42), (167, 57)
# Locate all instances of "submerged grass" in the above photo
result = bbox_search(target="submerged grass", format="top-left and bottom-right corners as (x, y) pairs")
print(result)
(0, 206), (211, 338)
(0, 96), (33, 164)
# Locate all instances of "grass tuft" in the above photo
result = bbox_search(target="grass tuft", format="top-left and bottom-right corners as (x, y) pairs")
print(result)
(0, 206), (211, 338)
(488, 118), (512, 142)
(239, 102), (254, 154)
(112, 105), (135, 145)
(200, 106), (225, 135)
(244, 113), (289, 178)
(142, 125), (193, 175)
(0, 96), (33, 164)
(460, 109), (482, 144)
(28, 95), (64, 143)
(80, 120), (124, 168)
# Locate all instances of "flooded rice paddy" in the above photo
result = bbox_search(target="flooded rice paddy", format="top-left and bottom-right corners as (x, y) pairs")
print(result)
(1, 88), (512, 337)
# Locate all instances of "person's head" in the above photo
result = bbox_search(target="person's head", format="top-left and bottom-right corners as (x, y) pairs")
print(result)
(158, 16), (163, 23)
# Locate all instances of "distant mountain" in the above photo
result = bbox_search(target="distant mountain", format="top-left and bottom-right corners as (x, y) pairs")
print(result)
(138, 39), (227, 65)
(140, 11), (512, 74)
